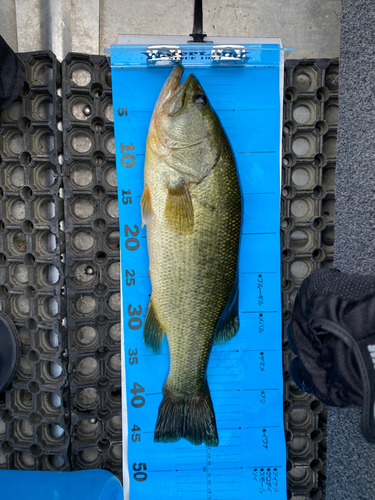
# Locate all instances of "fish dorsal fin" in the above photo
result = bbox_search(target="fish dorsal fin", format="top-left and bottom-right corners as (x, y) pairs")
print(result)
(164, 178), (194, 235)
(214, 273), (240, 344)
(140, 184), (153, 227)
(143, 298), (165, 354)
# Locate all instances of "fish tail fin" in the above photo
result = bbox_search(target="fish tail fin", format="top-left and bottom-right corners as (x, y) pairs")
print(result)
(154, 382), (219, 447)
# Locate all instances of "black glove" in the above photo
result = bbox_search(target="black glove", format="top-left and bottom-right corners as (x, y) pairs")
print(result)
(287, 268), (375, 443)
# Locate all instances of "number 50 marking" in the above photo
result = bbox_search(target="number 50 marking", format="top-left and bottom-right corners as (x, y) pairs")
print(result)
(121, 143), (136, 167)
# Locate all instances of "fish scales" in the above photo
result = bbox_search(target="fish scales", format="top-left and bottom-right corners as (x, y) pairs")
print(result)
(141, 65), (242, 446)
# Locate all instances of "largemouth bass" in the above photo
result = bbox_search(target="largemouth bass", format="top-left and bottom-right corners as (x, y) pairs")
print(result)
(141, 65), (242, 446)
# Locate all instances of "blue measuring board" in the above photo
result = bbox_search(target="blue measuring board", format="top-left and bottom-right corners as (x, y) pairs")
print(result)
(111, 43), (286, 500)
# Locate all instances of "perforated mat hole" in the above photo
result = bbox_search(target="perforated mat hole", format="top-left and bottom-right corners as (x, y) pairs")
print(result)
(281, 249), (294, 262)
(98, 409), (110, 420)
(95, 251), (107, 263)
(72, 197), (94, 219)
(292, 167), (310, 187)
(322, 226), (334, 246)
(108, 262), (120, 281)
(1, 441), (13, 454)
(106, 199), (119, 219)
(109, 354), (121, 372)
(312, 249), (325, 262)
(1, 410), (13, 423)
(12, 263), (27, 285)
(312, 217), (325, 231)
(111, 386), (121, 401)
(22, 219), (34, 234)
(71, 164), (93, 187)
(281, 280), (294, 293)
(50, 393), (61, 408)
(38, 132), (54, 154)
(310, 487), (323, 500)
(78, 387), (99, 406)
(0, 253), (7, 265)
(104, 166), (117, 188)
(93, 218), (106, 231)
(310, 399), (323, 413)
(95, 316), (108, 329)
(76, 295), (96, 314)
(91, 117), (104, 131)
(7, 100), (22, 121)
(107, 231), (119, 250)
(49, 362), (62, 378)
(283, 121), (296, 135)
(313, 186), (326, 199)
(291, 199), (309, 218)
(34, 163), (55, 188)
(95, 283), (108, 296)
(93, 185), (106, 198)
(24, 253), (36, 266)
(20, 185), (33, 200)
(104, 103), (114, 122)
(29, 444), (42, 458)
(293, 104), (311, 124)
(16, 294), (30, 315)
(97, 377), (109, 390)
(28, 381), (40, 394)
(71, 68), (92, 86)
(287, 489), (292, 500)
(11, 199), (26, 220)
(282, 154), (295, 167)
(0, 221), (4, 233)
(92, 151), (105, 165)
(24, 286), (36, 299)
(314, 120), (328, 135)
(109, 415), (122, 432)
(292, 137), (311, 156)
(37, 98), (53, 120)
(291, 260), (310, 280)
(284, 87), (296, 102)
(0, 285), (9, 298)
(96, 346), (109, 359)
(29, 412), (42, 425)
(76, 326), (97, 346)
(105, 134), (116, 154)
(51, 424), (64, 438)
(98, 438), (110, 452)
(281, 186), (295, 199)
(109, 323), (121, 342)
(27, 350), (39, 363)
(73, 230), (95, 251)
(315, 87), (329, 102)
(79, 418), (99, 435)
(18, 117), (31, 132)
(90, 83), (104, 98)
(20, 420), (33, 438)
(26, 318), (37, 331)
(71, 132), (93, 153)
(108, 292), (121, 312)
(50, 455), (65, 468)
(77, 357), (99, 376)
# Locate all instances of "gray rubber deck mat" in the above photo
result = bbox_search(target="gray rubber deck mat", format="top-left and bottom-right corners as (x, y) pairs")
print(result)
(0, 51), (69, 471)
(0, 53), (339, 496)
(283, 59), (338, 500)
(327, 1), (375, 499)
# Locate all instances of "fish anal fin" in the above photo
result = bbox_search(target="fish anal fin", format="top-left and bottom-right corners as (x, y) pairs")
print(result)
(164, 178), (194, 235)
(214, 274), (240, 344)
(140, 184), (153, 228)
(143, 298), (165, 354)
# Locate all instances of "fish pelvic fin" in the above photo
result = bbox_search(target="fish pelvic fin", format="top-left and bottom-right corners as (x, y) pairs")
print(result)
(164, 178), (194, 235)
(143, 298), (165, 354)
(140, 184), (153, 228)
(154, 383), (219, 447)
(214, 273), (240, 344)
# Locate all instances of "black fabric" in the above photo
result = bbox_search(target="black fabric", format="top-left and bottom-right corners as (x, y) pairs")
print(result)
(0, 312), (19, 392)
(0, 35), (25, 111)
(287, 268), (375, 410)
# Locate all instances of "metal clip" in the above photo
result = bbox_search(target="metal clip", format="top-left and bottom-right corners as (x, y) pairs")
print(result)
(146, 45), (182, 65)
(211, 45), (246, 63)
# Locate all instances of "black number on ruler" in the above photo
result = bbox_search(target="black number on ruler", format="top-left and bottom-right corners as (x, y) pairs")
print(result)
(126, 269), (135, 286)
(128, 348), (138, 365)
(132, 424), (141, 442)
(124, 224), (140, 251)
(132, 462), (147, 482)
(122, 189), (132, 204)
(131, 382), (145, 408)
(118, 108), (128, 116)
(127, 304), (142, 330)
(121, 143), (136, 167)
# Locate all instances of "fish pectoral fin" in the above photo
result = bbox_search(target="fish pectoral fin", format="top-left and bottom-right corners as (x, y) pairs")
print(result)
(214, 273), (240, 344)
(164, 178), (194, 235)
(143, 298), (165, 354)
(140, 184), (153, 227)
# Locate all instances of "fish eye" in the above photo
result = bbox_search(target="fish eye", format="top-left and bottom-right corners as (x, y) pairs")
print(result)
(194, 94), (208, 107)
